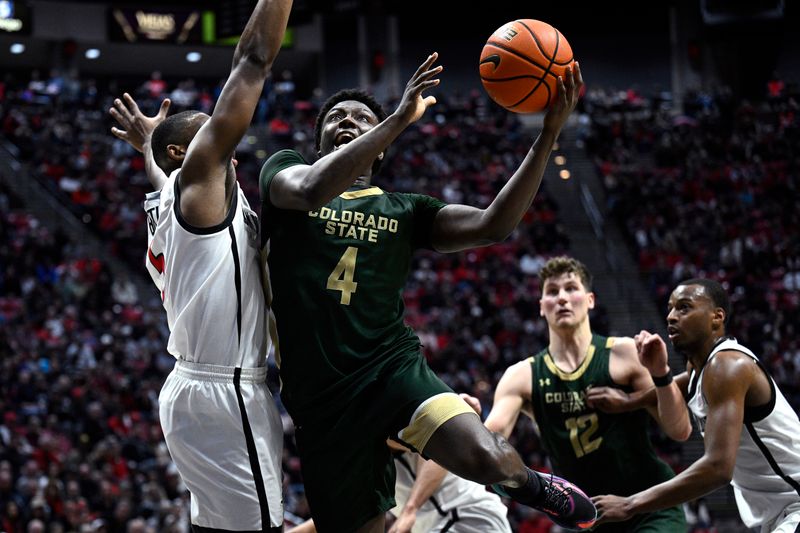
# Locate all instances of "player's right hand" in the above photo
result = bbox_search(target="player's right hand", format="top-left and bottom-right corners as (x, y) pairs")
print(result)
(394, 52), (442, 125)
(459, 393), (482, 416)
(586, 386), (633, 414)
(634, 330), (670, 377)
(388, 509), (416, 533)
(110, 93), (171, 153)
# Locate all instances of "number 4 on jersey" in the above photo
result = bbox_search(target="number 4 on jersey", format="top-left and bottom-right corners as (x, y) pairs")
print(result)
(327, 246), (358, 305)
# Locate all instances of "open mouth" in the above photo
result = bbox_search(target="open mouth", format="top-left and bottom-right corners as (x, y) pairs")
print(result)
(334, 131), (357, 148)
(667, 327), (679, 339)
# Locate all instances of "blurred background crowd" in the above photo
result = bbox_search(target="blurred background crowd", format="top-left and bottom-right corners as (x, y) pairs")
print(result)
(2, 1), (799, 531)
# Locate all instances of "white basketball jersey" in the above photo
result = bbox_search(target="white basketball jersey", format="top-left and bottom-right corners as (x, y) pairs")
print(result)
(688, 337), (800, 527)
(392, 451), (509, 532)
(143, 170), (272, 368)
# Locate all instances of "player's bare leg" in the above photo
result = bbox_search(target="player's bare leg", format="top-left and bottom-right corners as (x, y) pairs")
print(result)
(423, 413), (597, 531)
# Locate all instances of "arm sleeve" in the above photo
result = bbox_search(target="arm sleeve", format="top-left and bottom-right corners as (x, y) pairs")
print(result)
(409, 193), (447, 250)
(259, 149), (308, 207)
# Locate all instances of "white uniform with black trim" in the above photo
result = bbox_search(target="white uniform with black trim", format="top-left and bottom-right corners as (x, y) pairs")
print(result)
(144, 170), (283, 531)
(391, 451), (511, 533)
(688, 337), (800, 532)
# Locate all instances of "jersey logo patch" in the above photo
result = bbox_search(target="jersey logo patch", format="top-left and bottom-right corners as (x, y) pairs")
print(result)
(147, 247), (164, 274)
(539, 378), (552, 387)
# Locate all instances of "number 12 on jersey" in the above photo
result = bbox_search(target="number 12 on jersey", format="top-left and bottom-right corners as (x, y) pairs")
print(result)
(565, 413), (602, 458)
(327, 246), (359, 305)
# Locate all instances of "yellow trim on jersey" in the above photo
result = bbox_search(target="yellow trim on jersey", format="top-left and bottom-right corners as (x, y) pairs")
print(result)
(340, 187), (383, 199)
(544, 344), (596, 381)
(606, 337), (616, 348)
(399, 393), (476, 452)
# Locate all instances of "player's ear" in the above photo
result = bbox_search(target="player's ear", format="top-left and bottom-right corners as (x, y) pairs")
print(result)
(711, 307), (725, 331)
(587, 292), (595, 310)
(167, 144), (187, 162)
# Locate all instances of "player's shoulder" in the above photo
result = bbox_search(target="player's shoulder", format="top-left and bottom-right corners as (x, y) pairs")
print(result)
(705, 348), (756, 377)
(501, 358), (535, 384)
(700, 350), (759, 401)
(261, 149), (307, 172)
(495, 359), (534, 398)
(607, 336), (637, 355)
(259, 149), (309, 199)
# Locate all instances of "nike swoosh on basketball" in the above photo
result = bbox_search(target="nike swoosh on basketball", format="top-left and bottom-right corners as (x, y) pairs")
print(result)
(480, 54), (501, 69)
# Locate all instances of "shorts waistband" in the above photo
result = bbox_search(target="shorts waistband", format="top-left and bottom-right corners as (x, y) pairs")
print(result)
(175, 360), (267, 384)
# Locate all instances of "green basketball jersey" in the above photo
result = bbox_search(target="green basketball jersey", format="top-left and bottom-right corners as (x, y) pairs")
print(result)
(259, 150), (446, 423)
(531, 334), (677, 497)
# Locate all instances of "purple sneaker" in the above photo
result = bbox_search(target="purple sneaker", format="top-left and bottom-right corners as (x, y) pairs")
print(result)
(493, 470), (597, 531)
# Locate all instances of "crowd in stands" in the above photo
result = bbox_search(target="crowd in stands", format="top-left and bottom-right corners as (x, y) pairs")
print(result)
(584, 83), (800, 411)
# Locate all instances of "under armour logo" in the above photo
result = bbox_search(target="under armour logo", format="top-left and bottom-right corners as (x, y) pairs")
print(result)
(539, 378), (551, 387)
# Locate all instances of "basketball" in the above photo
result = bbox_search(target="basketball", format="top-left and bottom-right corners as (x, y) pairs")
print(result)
(480, 19), (575, 113)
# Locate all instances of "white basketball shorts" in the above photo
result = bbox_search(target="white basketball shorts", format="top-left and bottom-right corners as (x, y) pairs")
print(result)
(159, 361), (283, 531)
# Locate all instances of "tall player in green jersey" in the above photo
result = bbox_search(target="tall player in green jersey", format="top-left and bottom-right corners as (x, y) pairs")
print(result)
(485, 256), (692, 532)
(260, 57), (596, 532)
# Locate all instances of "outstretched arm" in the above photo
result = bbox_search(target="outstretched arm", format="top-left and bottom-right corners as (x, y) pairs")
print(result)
(593, 352), (750, 523)
(485, 360), (533, 439)
(110, 94), (171, 190)
(430, 62), (583, 253)
(180, 0), (292, 226)
(268, 53), (442, 211)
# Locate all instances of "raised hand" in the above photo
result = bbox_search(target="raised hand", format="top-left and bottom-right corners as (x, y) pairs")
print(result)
(543, 61), (583, 133)
(110, 93), (171, 152)
(634, 330), (670, 377)
(394, 52), (442, 125)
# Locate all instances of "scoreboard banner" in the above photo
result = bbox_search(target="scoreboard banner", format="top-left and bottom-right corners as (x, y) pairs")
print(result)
(109, 7), (203, 44)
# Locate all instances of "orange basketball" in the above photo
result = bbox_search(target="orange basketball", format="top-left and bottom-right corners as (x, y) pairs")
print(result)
(479, 19), (575, 113)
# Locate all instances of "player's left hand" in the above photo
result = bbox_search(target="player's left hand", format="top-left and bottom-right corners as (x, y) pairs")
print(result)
(592, 494), (633, 524)
(110, 93), (171, 152)
(543, 61), (583, 133)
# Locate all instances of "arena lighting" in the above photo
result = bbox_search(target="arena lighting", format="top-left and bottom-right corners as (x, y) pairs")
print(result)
(559, 169), (571, 180)
(9, 42), (23, 53)
(554, 155), (567, 165)
(185, 51), (201, 62)
(85, 48), (101, 59)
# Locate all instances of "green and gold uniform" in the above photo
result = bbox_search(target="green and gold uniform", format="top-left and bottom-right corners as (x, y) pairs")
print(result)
(530, 334), (686, 532)
(260, 150), (469, 532)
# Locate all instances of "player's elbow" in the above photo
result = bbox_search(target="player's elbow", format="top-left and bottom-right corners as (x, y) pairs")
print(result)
(296, 180), (330, 210)
(479, 222), (514, 245)
(704, 457), (734, 485)
(669, 423), (693, 442)
(239, 51), (274, 75)
(478, 211), (516, 244)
